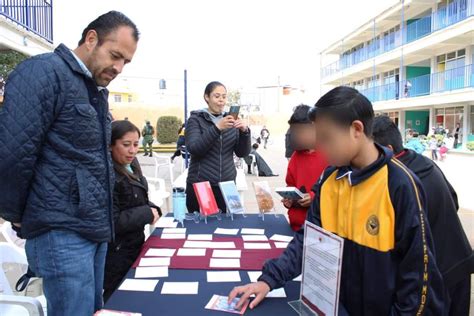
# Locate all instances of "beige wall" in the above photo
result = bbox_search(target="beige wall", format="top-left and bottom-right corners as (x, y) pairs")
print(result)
(110, 102), (184, 128)
(110, 102), (291, 137)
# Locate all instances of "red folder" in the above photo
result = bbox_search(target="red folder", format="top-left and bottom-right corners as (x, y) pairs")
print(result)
(193, 181), (220, 216)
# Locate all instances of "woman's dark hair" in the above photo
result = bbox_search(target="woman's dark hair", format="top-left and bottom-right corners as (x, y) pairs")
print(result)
(288, 104), (311, 125)
(78, 11), (140, 46)
(372, 115), (404, 154)
(309, 86), (374, 136)
(204, 81), (226, 103)
(252, 143), (259, 150)
(111, 120), (143, 180)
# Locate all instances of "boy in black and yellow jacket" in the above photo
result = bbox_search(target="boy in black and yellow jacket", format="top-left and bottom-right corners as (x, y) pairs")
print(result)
(229, 86), (445, 315)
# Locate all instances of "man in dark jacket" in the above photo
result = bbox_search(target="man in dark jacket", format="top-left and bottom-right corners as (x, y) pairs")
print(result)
(0, 11), (139, 315)
(373, 115), (473, 316)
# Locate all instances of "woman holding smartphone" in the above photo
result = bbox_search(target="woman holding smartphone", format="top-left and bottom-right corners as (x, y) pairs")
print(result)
(185, 81), (251, 213)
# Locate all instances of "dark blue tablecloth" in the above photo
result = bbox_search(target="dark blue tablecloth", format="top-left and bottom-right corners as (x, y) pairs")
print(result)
(105, 214), (301, 315)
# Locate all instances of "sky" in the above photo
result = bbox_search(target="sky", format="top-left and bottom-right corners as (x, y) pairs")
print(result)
(53, 0), (397, 105)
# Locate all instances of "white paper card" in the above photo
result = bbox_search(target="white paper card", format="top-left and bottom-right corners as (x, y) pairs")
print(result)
(207, 271), (241, 283)
(139, 257), (171, 267)
(161, 282), (198, 295)
(242, 235), (268, 242)
(212, 249), (242, 258)
(118, 279), (158, 292)
(243, 242), (271, 249)
(177, 248), (207, 256)
(251, 288), (287, 298)
(162, 228), (186, 234)
(134, 266), (169, 278)
(214, 228), (239, 235)
(155, 217), (178, 228)
(183, 241), (236, 249)
(210, 242), (237, 249)
(240, 228), (265, 235)
(274, 242), (290, 249)
(187, 234), (213, 241)
(270, 234), (293, 243)
(247, 271), (261, 283)
(161, 233), (186, 239)
(209, 258), (241, 268)
(145, 248), (176, 257)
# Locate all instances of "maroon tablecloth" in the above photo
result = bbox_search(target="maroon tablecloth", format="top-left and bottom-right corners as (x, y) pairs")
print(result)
(132, 236), (285, 270)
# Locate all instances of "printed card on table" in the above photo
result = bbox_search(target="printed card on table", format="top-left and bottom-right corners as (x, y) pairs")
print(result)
(205, 295), (249, 314)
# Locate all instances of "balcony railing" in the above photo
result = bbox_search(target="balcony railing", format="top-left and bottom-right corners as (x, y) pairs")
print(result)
(0, 0), (53, 43)
(321, 0), (473, 79)
(358, 63), (473, 103)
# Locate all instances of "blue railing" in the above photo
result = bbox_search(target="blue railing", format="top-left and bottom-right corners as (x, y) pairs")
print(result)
(0, 0), (53, 43)
(321, 0), (473, 79)
(431, 63), (474, 93)
(358, 63), (473, 102)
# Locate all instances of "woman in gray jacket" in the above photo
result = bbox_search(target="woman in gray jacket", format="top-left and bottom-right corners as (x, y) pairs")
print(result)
(185, 81), (251, 213)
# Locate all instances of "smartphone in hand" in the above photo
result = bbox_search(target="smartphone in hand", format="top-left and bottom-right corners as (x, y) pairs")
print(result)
(228, 105), (241, 119)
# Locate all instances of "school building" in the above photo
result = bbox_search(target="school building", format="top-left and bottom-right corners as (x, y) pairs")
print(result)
(320, 0), (474, 150)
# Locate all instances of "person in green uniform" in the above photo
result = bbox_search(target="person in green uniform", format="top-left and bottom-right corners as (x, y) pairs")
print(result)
(142, 120), (155, 156)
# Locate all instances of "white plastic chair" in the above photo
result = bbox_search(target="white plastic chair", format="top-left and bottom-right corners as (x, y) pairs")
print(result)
(0, 295), (44, 316)
(0, 242), (27, 295)
(1, 222), (25, 250)
(146, 177), (171, 239)
(0, 243), (46, 315)
(147, 177), (171, 211)
(151, 152), (174, 184)
(172, 169), (188, 190)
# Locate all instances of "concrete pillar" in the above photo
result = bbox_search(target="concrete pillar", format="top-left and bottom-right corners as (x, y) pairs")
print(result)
(429, 107), (435, 134)
(399, 110), (406, 140)
(465, 45), (473, 65)
(462, 104), (469, 150)
(430, 56), (437, 93)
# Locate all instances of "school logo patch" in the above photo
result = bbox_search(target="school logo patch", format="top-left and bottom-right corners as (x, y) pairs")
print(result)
(366, 215), (380, 235)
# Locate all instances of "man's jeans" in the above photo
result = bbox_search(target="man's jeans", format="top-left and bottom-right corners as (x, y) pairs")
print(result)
(25, 230), (107, 316)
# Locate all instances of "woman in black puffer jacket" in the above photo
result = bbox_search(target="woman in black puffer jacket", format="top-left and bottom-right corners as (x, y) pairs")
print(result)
(103, 120), (162, 302)
(185, 81), (251, 213)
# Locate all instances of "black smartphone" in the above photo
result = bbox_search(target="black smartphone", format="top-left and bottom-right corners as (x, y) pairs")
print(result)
(228, 105), (240, 119)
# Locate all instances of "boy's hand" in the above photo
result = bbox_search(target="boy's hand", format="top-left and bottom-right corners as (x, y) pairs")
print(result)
(228, 281), (270, 310)
(281, 198), (293, 209)
(297, 193), (312, 208)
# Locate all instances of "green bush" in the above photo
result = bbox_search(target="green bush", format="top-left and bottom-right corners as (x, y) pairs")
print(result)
(466, 141), (474, 151)
(156, 116), (182, 144)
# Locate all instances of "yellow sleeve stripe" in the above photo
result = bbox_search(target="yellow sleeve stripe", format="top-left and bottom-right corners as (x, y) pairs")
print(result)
(390, 158), (422, 211)
(390, 158), (429, 315)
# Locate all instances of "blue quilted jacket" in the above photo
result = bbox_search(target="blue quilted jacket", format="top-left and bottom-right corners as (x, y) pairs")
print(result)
(0, 44), (114, 242)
